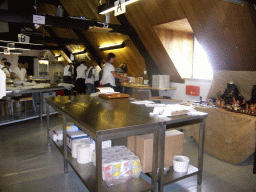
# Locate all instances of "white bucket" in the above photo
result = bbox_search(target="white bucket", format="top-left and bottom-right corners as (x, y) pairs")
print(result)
(173, 156), (190, 173)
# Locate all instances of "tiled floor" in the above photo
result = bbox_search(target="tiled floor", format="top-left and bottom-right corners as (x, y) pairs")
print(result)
(0, 114), (255, 192)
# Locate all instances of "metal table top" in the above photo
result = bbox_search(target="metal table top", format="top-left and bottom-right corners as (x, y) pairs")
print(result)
(6, 86), (65, 96)
(46, 95), (208, 137)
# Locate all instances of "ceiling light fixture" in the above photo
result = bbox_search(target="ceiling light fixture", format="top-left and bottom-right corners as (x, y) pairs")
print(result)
(98, 0), (139, 15)
(99, 42), (125, 51)
(72, 50), (87, 55)
(38, 59), (49, 65)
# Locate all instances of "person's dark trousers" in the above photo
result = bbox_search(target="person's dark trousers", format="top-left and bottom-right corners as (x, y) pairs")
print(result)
(86, 83), (95, 94)
(75, 78), (86, 94)
(63, 76), (72, 95)
(94, 81), (99, 89)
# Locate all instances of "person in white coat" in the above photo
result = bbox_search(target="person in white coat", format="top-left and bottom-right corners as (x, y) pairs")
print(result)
(75, 61), (87, 94)
(85, 62), (96, 94)
(101, 53), (129, 91)
(12, 60), (30, 81)
(0, 58), (7, 70)
(2, 62), (13, 79)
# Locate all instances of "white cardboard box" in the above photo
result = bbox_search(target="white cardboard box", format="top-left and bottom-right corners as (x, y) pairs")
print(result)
(67, 131), (89, 151)
(152, 75), (170, 89)
(50, 130), (63, 142)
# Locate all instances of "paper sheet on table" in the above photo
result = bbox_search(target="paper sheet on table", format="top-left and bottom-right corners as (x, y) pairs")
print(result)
(97, 87), (119, 94)
(130, 100), (155, 105)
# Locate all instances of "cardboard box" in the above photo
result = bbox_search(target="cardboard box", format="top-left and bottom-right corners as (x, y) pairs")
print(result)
(128, 130), (184, 173)
(67, 131), (89, 151)
(152, 75), (170, 89)
(50, 130), (63, 142)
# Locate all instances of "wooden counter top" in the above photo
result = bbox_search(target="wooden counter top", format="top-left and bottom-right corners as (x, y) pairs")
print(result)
(122, 83), (176, 90)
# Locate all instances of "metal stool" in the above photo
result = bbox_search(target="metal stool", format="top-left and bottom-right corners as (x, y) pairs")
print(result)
(11, 97), (37, 117)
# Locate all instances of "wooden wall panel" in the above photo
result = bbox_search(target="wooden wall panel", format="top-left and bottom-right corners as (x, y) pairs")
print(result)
(154, 28), (194, 78)
(85, 31), (146, 77)
(124, 0), (186, 82)
(179, 0), (256, 71)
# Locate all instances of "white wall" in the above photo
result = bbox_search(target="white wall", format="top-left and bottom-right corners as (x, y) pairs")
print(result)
(159, 78), (212, 104)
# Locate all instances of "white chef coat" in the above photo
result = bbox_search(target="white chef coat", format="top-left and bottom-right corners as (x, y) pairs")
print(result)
(63, 65), (74, 76)
(85, 66), (95, 84)
(12, 67), (27, 81)
(101, 62), (115, 86)
(2, 67), (13, 78)
(0, 64), (4, 70)
(76, 64), (87, 79)
(94, 65), (101, 81)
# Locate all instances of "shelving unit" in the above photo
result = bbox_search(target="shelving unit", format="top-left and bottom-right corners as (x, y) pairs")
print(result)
(52, 141), (154, 192)
(46, 95), (161, 192)
(46, 95), (207, 192)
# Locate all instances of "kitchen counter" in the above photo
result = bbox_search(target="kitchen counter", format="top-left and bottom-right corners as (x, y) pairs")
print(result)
(1, 85), (65, 126)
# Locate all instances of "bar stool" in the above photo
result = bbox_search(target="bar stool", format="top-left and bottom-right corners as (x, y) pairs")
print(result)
(11, 97), (37, 117)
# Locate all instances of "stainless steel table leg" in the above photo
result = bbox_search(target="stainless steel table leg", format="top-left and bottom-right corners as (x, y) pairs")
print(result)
(63, 116), (68, 173)
(158, 124), (166, 192)
(151, 126), (160, 192)
(46, 103), (50, 147)
(39, 92), (43, 122)
(96, 135), (103, 192)
(198, 117), (206, 185)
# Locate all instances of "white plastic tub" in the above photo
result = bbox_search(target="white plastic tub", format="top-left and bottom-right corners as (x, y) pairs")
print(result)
(173, 155), (190, 172)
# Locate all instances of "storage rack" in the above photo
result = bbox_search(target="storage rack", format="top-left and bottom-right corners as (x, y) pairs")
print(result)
(46, 95), (207, 192)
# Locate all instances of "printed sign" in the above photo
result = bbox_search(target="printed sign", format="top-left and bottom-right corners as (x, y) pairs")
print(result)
(18, 34), (30, 43)
(114, 0), (126, 16)
(33, 15), (45, 25)
(4, 48), (10, 55)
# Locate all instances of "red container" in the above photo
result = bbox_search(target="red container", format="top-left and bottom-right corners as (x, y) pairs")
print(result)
(186, 85), (200, 96)
(56, 90), (65, 96)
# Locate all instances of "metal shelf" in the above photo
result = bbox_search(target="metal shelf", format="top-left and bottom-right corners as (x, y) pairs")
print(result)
(163, 165), (199, 185)
(52, 140), (154, 192)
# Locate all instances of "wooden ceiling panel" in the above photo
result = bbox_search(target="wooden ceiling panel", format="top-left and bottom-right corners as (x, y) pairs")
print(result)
(60, 0), (120, 24)
(125, 1), (183, 82)
(179, 0), (256, 71)
(51, 27), (78, 39)
(85, 31), (145, 77)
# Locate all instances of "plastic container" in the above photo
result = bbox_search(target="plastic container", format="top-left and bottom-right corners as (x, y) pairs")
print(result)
(173, 155), (190, 172)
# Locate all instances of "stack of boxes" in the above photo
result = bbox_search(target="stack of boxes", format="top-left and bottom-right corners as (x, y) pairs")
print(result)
(127, 129), (184, 173)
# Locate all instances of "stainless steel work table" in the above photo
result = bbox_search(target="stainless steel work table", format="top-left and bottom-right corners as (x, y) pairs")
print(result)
(2, 86), (65, 125)
(46, 95), (160, 192)
(46, 95), (208, 192)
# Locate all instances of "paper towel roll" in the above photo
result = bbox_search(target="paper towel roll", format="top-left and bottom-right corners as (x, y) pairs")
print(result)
(72, 140), (87, 158)
(77, 144), (90, 164)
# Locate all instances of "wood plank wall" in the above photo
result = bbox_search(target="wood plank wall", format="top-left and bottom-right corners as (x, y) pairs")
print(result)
(154, 28), (194, 78)
(41, 0), (256, 81)
(179, 0), (256, 71)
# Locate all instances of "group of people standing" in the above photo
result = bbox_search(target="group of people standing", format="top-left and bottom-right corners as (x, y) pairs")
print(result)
(1, 52), (129, 96)
(63, 53), (129, 95)
(0, 58), (31, 82)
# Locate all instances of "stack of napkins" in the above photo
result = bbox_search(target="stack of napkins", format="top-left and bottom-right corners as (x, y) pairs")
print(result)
(150, 104), (196, 117)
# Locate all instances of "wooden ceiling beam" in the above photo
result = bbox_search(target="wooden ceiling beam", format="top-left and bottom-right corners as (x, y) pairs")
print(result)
(116, 14), (162, 85)
(43, 26), (71, 62)
(0, 32), (85, 45)
(0, 9), (125, 33)
(53, 0), (103, 64)
(73, 29), (102, 64)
